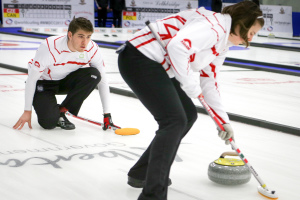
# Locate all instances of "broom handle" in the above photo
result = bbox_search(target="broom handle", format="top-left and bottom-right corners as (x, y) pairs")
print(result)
(145, 20), (269, 190)
(197, 95), (267, 187)
(65, 112), (121, 130)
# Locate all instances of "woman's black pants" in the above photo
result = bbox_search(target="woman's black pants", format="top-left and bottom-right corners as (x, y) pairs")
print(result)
(118, 42), (198, 200)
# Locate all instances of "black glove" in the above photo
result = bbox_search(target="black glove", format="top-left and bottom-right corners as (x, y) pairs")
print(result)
(103, 113), (114, 130)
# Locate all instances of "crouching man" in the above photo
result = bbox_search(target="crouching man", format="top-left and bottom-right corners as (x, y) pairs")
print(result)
(14, 17), (115, 131)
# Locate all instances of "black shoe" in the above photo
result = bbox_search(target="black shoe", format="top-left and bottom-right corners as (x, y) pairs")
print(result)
(127, 176), (172, 188)
(57, 112), (75, 130)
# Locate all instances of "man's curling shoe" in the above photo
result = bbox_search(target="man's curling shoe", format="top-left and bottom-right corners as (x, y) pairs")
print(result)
(57, 112), (75, 130)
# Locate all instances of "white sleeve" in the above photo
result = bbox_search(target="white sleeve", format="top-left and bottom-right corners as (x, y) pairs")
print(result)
(89, 47), (111, 114)
(200, 53), (230, 124)
(24, 41), (50, 111)
(166, 21), (218, 98)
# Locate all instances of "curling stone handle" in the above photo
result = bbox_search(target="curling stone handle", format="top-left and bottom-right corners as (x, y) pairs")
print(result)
(220, 151), (239, 158)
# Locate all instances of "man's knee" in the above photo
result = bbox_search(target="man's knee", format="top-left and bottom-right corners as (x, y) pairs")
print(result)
(38, 117), (58, 129)
(87, 67), (101, 84)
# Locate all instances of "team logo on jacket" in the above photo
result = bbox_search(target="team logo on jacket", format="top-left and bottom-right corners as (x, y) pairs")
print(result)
(34, 61), (40, 68)
(37, 85), (43, 92)
(189, 53), (195, 62)
(181, 39), (192, 50)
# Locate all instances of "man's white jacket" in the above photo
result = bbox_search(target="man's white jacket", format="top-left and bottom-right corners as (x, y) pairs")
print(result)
(25, 35), (110, 113)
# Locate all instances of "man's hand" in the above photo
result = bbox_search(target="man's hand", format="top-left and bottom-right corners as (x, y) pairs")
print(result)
(13, 110), (32, 130)
(103, 113), (114, 130)
(218, 123), (235, 145)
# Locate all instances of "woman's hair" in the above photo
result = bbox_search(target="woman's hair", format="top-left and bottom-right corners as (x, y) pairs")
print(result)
(67, 17), (94, 36)
(222, 1), (264, 46)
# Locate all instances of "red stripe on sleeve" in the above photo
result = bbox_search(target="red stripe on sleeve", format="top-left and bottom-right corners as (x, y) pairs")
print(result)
(47, 69), (52, 80)
(87, 48), (98, 62)
(165, 65), (170, 71)
(213, 13), (226, 33)
(211, 28), (219, 42)
(85, 41), (95, 52)
(211, 46), (219, 56)
(46, 38), (56, 62)
(209, 63), (217, 78)
(165, 36), (184, 76)
(196, 11), (214, 26)
(54, 36), (66, 54)
(210, 106), (226, 124)
(200, 70), (209, 77)
(209, 62), (220, 92)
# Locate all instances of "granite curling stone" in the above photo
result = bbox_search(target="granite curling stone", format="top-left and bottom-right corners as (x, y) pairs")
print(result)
(208, 151), (251, 185)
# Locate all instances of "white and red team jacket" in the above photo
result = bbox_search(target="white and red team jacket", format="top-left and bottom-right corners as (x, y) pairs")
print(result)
(24, 35), (110, 113)
(129, 7), (233, 124)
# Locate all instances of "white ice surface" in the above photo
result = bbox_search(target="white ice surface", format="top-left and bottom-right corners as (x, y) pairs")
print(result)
(226, 45), (300, 68)
(0, 68), (300, 200)
(1, 33), (299, 128)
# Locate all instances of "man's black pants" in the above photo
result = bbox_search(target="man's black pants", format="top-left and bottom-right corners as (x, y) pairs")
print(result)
(118, 42), (198, 200)
(33, 67), (101, 129)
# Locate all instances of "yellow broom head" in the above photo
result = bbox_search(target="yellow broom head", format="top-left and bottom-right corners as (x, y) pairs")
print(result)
(115, 128), (140, 135)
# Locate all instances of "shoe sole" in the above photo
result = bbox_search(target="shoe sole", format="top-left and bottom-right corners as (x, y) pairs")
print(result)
(62, 126), (75, 130)
(128, 177), (172, 188)
(56, 125), (75, 130)
(127, 181), (144, 188)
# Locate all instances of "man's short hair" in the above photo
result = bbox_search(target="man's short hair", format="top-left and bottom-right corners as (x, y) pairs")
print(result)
(68, 17), (94, 36)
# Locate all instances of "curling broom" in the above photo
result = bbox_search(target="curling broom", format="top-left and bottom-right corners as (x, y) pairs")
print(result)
(66, 112), (140, 135)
